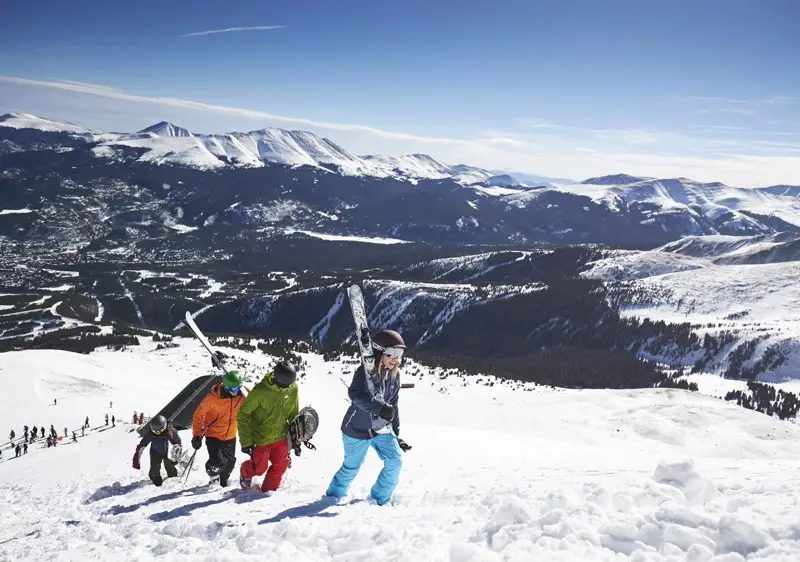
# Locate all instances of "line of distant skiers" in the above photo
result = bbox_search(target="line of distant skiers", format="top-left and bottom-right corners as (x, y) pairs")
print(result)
(5, 413), (118, 458)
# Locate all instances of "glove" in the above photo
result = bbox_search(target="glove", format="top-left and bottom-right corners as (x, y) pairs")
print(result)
(191, 436), (202, 450)
(378, 404), (395, 423)
(212, 351), (226, 367)
(241, 446), (253, 456)
(132, 443), (144, 470)
(397, 439), (412, 453)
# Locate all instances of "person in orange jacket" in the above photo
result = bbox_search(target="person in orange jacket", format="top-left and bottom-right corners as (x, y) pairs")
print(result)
(191, 371), (245, 487)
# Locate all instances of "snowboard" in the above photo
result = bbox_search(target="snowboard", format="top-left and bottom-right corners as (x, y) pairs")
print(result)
(287, 406), (320, 456)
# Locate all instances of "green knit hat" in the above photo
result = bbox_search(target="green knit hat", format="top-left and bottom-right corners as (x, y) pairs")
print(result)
(223, 370), (243, 388)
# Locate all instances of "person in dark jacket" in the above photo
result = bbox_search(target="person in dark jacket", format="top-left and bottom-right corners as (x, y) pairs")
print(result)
(132, 415), (182, 486)
(326, 329), (412, 506)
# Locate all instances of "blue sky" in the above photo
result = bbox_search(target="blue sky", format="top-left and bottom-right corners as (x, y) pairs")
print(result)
(0, 0), (798, 185)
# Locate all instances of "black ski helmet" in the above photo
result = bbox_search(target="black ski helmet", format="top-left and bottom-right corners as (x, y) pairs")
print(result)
(273, 361), (297, 389)
(149, 414), (167, 434)
(373, 329), (406, 349)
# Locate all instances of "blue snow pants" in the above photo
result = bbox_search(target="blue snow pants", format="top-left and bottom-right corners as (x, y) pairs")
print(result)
(326, 432), (402, 505)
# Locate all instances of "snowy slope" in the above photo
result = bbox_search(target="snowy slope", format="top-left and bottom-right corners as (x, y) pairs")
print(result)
(99, 124), (507, 180)
(552, 177), (800, 231)
(583, 234), (800, 381)
(0, 112), (518, 183)
(137, 122), (194, 138)
(362, 154), (453, 178)
(3, 342), (800, 561)
(284, 229), (409, 244)
(656, 233), (800, 265)
(585, 234), (800, 282)
(0, 112), (100, 134)
(102, 126), (382, 175)
(583, 249), (710, 281)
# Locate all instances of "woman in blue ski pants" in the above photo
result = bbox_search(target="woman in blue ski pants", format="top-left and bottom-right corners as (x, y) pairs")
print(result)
(326, 329), (411, 505)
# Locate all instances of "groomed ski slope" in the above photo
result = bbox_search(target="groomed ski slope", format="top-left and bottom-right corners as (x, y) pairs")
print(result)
(2, 341), (800, 561)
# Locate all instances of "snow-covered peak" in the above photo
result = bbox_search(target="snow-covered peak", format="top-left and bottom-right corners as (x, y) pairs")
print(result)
(103, 126), (372, 174)
(582, 173), (651, 185)
(137, 121), (194, 138)
(472, 174), (521, 187)
(760, 185), (800, 197)
(362, 154), (452, 178)
(448, 164), (494, 185)
(0, 112), (98, 134)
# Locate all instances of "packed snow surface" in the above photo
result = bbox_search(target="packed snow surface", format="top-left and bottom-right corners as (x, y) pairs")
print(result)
(2, 342), (800, 561)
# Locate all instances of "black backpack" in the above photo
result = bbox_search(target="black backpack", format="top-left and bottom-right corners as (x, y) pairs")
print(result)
(287, 406), (319, 456)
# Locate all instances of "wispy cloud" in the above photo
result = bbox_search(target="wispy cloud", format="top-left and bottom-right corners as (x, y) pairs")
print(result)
(180, 26), (285, 38)
(678, 94), (798, 116)
(763, 95), (797, 105)
(587, 129), (666, 145)
(690, 124), (748, 132)
(3, 75), (798, 187)
(0, 75), (479, 145)
(685, 95), (752, 105)
(54, 79), (119, 92)
(521, 118), (568, 130)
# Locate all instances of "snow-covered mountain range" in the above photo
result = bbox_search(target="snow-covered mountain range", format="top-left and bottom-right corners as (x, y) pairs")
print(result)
(2, 111), (800, 251)
(0, 112), (508, 184)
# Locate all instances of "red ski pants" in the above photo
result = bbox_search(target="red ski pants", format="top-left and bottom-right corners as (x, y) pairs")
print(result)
(240, 438), (290, 492)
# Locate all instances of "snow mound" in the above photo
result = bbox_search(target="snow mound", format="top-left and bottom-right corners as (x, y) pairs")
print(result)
(583, 250), (709, 281)
(653, 459), (719, 505)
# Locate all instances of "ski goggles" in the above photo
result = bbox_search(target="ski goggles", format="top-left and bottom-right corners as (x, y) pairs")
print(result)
(383, 347), (404, 359)
(225, 385), (241, 393)
(152, 427), (166, 435)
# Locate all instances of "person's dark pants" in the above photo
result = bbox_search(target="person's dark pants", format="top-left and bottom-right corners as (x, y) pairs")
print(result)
(205, 437), (237, 486)
(149, 455), (177, 486)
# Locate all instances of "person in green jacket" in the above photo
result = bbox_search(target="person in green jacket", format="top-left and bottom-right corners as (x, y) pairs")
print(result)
(237, 361), (299, 491)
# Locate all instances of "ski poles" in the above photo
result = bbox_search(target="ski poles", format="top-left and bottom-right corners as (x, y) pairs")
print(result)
(179, 449), (197, 486)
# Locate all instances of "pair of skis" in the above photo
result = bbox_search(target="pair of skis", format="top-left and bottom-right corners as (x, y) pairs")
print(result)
(346, 284), (380, 385)
(137, 311), (227, 437)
